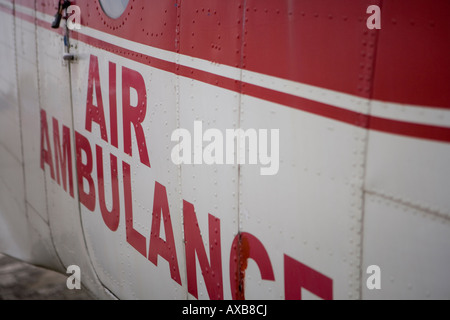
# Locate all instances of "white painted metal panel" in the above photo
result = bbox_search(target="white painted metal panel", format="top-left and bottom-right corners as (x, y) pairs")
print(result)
(0, 10), (22, 162)
(178, 76), (240, 300)
(365, 132), (450, 219)
(0, 144), (28, 260)
(35, 20), (109, 298)
(14, 8), (49, 222)
(362, 192), (450, 299)
(1, 0), (449, 301)
(239, 94), (369, 299)
(25, 204), (62, 271)
(69, 44), (188, 299)
(0, 7), (29, 261)
(363, 128), (450, 299)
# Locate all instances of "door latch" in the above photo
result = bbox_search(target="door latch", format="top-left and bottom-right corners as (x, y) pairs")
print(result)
(51, 0), (71, 29)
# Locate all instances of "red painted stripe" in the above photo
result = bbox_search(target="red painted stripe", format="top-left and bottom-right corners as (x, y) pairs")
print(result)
(9, 4), (450, 144)
(369, 117), (450, 143)
(75, 29), (369, 129)
(242, 82), (369, 128)
(177, 63), (241, 93)
(13, 0), (450, 109)
(0, 2), (12, 14)
(70, 29), (450, 144)
(10, 3), (64, 35)
(14, 10), (34, 23)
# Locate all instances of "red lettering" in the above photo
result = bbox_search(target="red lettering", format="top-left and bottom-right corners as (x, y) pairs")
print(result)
(52, 117), (74, 198)
(40, 109), (55, 179)
(123, 161), (147, 257)
(122, 66), (150, 168)
(284, 254), (333, 300)
(109, 61), (118, 148)
(75, 131), (95, 211)
(183, 200), (222, 300)
(85, 54), (108, 142)
(148, 182), (181, 285)
(229, 232), (275, 300)
(43, 111), (336, 301)
(96, 144), (120, 231)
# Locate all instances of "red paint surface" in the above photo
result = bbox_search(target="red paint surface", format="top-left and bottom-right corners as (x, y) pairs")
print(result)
(123, 161), (147, 257)
(15, 0), (450, 108)
(53, 117), (74, 198)
(183, 201), (223, 300)
(284, 254), (333, 300)
(121, 65), (151, 168)
(96, 145), (120, 232)
(12, 1), (450, 143)
(109, 61), (118, 149)
(75, 130), (96, 212)
(85, 54), (109, 143)
(148, 182), (182, 285)
(40, 109), (55, 180)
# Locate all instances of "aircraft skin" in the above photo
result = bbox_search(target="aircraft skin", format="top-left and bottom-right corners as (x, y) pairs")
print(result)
(0, 0), (449, 300)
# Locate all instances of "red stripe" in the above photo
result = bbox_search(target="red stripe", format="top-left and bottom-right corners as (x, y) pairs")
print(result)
(74, 31), (242, 94)
(76, 30), (368, 128)
(71, 31), (450, 144)
(12, 0), (450, 109)
(369, 117), (450, 143)
(177, 64), (241, 93)
(242, 83), (370, 128)
(8, 5), (450, 144)
(10, 4), (65, 36)
(0, 2), (12, 14)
